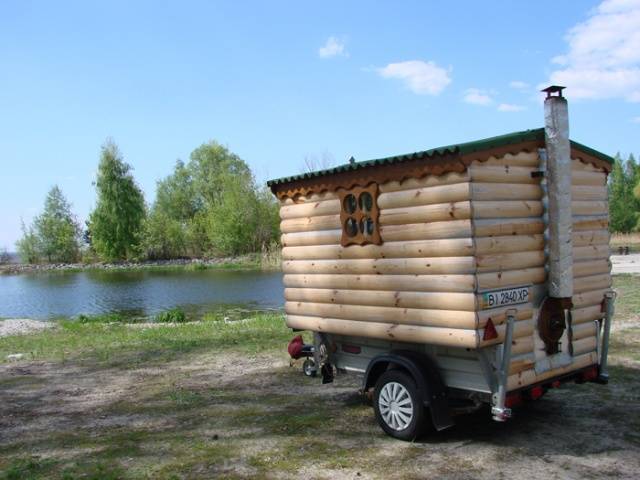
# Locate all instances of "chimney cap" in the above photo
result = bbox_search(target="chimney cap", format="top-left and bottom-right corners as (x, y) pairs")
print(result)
(541, 85), (566, 98)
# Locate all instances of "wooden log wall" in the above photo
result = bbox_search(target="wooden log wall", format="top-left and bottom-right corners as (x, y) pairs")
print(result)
(468, 153), (544, 365)
(278, 150), (611, 387)
(280, 170), (485, 348)
(501, 158), (611, 386)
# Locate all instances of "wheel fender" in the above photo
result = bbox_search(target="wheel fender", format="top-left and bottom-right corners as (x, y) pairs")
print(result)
(364, 350), (454, 431)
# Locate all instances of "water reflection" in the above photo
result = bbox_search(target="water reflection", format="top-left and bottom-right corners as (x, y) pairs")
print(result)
(0, 269), (284, 320)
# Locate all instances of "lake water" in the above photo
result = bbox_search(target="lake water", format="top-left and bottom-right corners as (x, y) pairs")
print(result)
(0, 269), (284, 320)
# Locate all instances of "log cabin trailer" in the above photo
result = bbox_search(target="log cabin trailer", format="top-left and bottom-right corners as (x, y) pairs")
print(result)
(267, 86), (616, 440)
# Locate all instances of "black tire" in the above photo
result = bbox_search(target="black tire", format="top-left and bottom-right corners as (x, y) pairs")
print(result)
(373, 370), (426, 441)
(302, 358), (317, 377)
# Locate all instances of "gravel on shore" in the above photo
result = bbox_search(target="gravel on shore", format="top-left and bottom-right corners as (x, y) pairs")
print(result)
(0, 319), (54, 337)
(0, 256), (269, 275)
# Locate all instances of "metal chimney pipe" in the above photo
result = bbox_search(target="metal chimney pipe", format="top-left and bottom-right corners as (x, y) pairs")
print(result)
(543, 86), (573, 300)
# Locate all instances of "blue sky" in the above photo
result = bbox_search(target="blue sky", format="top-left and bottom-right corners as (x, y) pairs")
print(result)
(2, 0), (639, 248)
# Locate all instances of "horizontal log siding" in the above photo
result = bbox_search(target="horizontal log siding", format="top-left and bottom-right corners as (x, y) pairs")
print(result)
(478, 159), (611, 389)
(277, 152), (610, 361)
(279, 172), (480, 348)
(469, 153), (545, 355)
(569, 159), (610, 360)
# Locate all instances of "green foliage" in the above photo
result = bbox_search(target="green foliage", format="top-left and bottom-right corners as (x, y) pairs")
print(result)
(143, 209), (187, 260)
(206, 178), (280, 256)
(89, 140), (146, 261)
(142, 141), (280, 259)
(206, 174), (258, 255)
(189, 141), (252, 206)
(154, 308), (187, 323)
(19, 139), (279, 264)
(634, 169), (640, 231)
(154, 159), (199, 221)
(34, 186), (81, 262)
(15, 187), (81, 264)
(16, 221), (40, 264)
(609, 153), (640, 233)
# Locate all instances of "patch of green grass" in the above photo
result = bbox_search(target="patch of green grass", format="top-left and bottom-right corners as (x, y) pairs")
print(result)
(167, 387), (207, 408)
(60, 462), (125, 480)
(1, 457), (57, 480)
(247, 438), (353, 472)
(612, 275), (640, 323)
(0, 313), (289, 365)
(154, 308), (187, 323)
(610, 327), (640, 361)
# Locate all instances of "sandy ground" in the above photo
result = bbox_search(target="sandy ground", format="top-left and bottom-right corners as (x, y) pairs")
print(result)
(0, 319), (53, 338)
(1, 341), (639, 479)
(611, 254), (640, 275)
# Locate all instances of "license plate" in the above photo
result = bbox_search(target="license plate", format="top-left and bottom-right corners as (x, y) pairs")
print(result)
(481, 286), (530, 310)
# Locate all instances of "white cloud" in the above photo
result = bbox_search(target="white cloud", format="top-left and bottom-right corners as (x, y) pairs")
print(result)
(318, 36), (347, 59)
(377, 60), (451, 95)
(509, 80), (530, 90)
(632, 116), (640, 122)
(546, 0), (640, 101)
(463, 88), (493, 106)
(498, 103), (526, 112)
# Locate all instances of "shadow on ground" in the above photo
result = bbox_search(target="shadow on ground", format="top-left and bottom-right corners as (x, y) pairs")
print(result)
(1, 347), (639, 479)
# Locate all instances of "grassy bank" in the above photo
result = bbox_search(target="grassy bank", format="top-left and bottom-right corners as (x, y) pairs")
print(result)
(1, 278), (639, 479)
(0, 312), (292, 366)
(0, 252), (282, 276)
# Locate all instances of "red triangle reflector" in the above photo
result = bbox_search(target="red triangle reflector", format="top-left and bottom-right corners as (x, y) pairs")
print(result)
(483, 318), (498, 341)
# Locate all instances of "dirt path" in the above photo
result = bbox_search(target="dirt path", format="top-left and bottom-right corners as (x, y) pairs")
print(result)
(1, 346), (639, 479)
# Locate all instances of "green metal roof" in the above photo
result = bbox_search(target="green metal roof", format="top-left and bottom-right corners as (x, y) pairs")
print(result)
(266, 128), (614, 187)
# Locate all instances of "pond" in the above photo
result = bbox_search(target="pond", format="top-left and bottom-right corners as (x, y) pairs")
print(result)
(0, 269), (284, 320)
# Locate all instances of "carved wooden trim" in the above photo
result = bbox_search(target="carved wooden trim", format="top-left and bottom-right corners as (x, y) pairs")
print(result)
(271, 140), (611, 200)
(570, 147), (612, 173)
(338, 183), (381, 247)
(274, 151), (465, 200)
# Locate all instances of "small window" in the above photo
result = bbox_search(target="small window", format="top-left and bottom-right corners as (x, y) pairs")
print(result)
(345, 217), (358, 237)
(343, 194), (357, 214)
(339, 184), (381, 246)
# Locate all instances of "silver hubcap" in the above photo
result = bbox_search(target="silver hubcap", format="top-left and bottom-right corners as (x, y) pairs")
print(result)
(378, 381), (414, 430)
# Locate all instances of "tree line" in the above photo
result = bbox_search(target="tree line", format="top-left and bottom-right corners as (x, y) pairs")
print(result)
(17, 148), (640, 264)
(609, 153), (640, 233)
(17, 139), (280, 263)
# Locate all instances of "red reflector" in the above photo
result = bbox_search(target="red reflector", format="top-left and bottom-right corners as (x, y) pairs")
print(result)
(582, 366), (598, 381)
(530, 386), (544, 400)
(505, 393), (523, 408)
(551, 380), (561, 388)
(483, 318), (498, 341)
(341, 344), (361, 354)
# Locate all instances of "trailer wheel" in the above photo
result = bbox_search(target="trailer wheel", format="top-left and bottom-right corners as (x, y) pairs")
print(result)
(373, 370), (425, 440)
(302, 359), (317, 377)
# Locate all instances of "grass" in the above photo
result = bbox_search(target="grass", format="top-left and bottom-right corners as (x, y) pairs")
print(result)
(0, 312), (291, 366)
(153, 308), (187, 323)
(611, 274), (640, 323)
(1, 277), (639, 479)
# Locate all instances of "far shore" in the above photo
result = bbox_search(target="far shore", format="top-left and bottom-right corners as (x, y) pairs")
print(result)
(0, 255), (281, 276)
